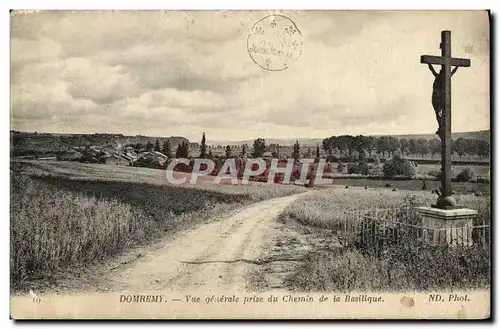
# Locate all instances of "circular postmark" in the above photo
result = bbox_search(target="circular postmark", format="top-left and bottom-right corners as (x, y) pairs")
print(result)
(247, 14), (303, 71)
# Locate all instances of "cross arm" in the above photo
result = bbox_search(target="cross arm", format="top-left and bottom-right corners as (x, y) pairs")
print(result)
(451, 58), (471, 67)
(421, 55), (444, 65)
(421, 55), (471, 67)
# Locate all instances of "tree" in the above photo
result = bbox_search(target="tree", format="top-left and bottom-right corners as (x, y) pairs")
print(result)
(387, 137), (401, 157)
(135, 143), (144, 151)
(429, 138), (440, 160)
(322, 137), (335, 155)
(417, 138), (430, 158)
(453, 138), (467, 160)
(225, 145), (231, 157)
(316, 144), (320, 159)
(200, 132), (207, 158)
(162, 139), (172, 158)
(366, 136), (376, 157)
(208, 149), (213, 158)
(292, 140), (301, 160)
(252, 138), (266, 157)
(175, 141), (189, 158)
(358, 150), (367, 162)
(409, 139), (419, 156)
(336, 135), (351, 156)
(345, 135), (356, 155)
(306, 147), (312, 157)
(399, 138), (409, 158)
(382, 155), (416, 178)
(241, 144), (247, 156)
(154, 138), (161, 152)
(376, 137), (390, 158)
(353, 135), (367, 153)
(322, 137), (336, 155)
(477, 140), (490, 160)
(464, 138), (477, 162)
(146, 141), (154, 152)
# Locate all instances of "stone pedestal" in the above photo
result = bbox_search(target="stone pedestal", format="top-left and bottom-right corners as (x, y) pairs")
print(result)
(416, 207), (477, 247)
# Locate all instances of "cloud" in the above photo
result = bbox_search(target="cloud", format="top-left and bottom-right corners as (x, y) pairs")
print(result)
(10, 10), (490, 141)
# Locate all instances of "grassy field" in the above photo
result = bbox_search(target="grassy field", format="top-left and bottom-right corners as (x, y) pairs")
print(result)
(281, 187), (490, 230)
(10, 161), (304, 291)
(330, 160), (489, 194)
(11, 160), (305, 200)
(280, 188), (490, 292)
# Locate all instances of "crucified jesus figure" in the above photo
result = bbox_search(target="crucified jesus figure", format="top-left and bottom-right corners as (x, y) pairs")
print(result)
(427, 63), (459, 140)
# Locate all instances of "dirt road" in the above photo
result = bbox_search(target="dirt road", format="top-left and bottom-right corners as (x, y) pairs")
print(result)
(98, 193), (308, 293)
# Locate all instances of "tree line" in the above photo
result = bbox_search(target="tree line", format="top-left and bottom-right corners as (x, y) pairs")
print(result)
(126, 133), (490, 161)
(321, 135), (490, 160)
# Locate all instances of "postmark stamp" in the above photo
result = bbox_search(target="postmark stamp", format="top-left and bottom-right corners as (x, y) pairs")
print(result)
(247, 14), (303, 71)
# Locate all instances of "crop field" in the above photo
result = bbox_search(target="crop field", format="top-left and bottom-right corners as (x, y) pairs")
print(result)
(11, 160), (305, 200)
(10, 161), (304, 291)
(281, 187), (490, 230)
(280, 188), (490, 292)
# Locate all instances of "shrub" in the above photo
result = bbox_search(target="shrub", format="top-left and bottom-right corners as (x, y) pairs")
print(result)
(337, 161), (345, 173)
(456, 167), (474, 182)
(347, 154), (358, 163)
(427, 170), (442, 180)
(382, 155), (416, 178)
(348, 162), (369, 175)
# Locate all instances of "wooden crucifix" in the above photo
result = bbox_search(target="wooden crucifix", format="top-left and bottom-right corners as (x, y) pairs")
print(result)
(421, 30), (470, 209)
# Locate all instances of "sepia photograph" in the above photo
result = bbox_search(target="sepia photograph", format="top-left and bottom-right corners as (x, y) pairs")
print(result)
(9, 9), (491, 319)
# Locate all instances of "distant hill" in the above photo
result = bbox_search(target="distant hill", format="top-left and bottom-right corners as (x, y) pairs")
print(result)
(211, 130), (490, 146)
(211, 138), (325, 147)
(10, 131), (190, 154)
(372, 130), (490, 142)
(11, 129), (489, 155)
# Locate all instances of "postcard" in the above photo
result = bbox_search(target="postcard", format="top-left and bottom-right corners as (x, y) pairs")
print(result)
(10, 10), (490, 320)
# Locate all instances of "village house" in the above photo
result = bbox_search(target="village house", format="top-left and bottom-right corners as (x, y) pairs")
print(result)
(102, 153), (131, 166)
(57, 150), (82, 161)
(261, 151), (274, 160)
(137, 151), (169, 165)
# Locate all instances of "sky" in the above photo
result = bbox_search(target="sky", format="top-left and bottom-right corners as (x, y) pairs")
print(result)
(10, 10), (490, 142)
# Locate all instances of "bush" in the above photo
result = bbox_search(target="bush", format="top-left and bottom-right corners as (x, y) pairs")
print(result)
(347, 154), (358, 163)
(348, 162), (369, 175)
(427, 170), (442, 180)
(382, 156), (416, 178)
(337, 161), (345, 173)
(456, 167), (474, 182)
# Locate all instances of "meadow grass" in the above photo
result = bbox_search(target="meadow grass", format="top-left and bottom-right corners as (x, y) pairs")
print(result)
(10, 166), (303, 291)
(288, 245), (490, 292)
(281, 187), (490, 230)
(282, 187), (491, 292)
